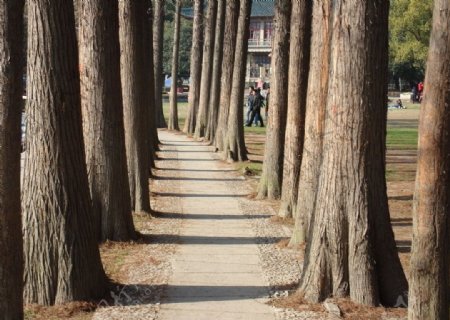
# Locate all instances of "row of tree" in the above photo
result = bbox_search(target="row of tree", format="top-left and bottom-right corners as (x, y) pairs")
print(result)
(160, 0), (450, 318)
(1, 0), (161, 317)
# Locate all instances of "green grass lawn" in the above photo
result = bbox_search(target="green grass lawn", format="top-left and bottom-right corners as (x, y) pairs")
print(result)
(162, 101), (188, 128)
(386, 127), (418, 150)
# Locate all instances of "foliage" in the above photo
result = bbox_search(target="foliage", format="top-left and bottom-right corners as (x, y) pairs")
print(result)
(162, 3), (193, 76)
(389, 0), (433, 84)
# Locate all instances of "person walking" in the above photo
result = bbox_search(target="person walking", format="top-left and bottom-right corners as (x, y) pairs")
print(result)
(246, 88), (264, 127)
(246, 86), (255, 124)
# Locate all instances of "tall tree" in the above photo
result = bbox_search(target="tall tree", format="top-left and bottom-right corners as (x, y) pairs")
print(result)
(0, 0), (24, 317)
(257, 0), (291, 199)
(222, 0), (251, 161)
(298, 0), (407, 306)
(409, 0), (450, 318)
(183, 0), (204, 135)
(289, 0), (331, 246)
(23, 0), (107, 305)
(205, 0), (226, 143)
(278, 0), (312, 218)
(214, 0), (240, 151)
(144, 0), (159, 164)
(194, 0), (218, 139)
(168, 0), (181, 131)
(79, 0), (136, 241)
(119, 0), (151, 213)
(153, 0), (167, 128)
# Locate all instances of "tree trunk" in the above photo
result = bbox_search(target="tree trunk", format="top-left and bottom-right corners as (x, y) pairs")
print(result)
(222, 0), (251, 162)
(79, 0), (136, 241)
(168, 0), (181, 131)
(194, 0), (217, 139)
(289, 0), (331, 246)
(23, 0), (107, 305)
(153, 0), (167, 128)
(144, 0), (159, 165)
(278, 0), (312, 218)
(257, 0), (291, 199)
(0, 0), (24, 317)
(298, 0), (407, 306)
(183, 0), (204, 135)
(409, 1), (450, 318)
(214, 0), (240, 151)
(119, 0), (151, 213)
(205, 0), (226, 143)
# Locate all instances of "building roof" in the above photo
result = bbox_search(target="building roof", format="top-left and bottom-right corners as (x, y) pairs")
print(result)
(181, 0), (275, 19)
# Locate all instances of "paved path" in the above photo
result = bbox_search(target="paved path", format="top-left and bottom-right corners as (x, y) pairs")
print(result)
(156, 130), (275, 320)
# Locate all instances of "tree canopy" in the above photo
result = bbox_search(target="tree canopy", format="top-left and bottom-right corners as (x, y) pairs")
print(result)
(389, 0), (433, 84)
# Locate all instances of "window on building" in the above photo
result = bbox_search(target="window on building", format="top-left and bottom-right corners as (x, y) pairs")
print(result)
(249, 21), (260, 44)
(264, 21), (273, 42)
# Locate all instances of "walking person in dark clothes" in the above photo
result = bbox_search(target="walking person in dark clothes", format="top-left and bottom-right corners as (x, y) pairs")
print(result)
(265, 87), (270, 119)
(246, 86), (255, 124)
(246, 88), (264, 127)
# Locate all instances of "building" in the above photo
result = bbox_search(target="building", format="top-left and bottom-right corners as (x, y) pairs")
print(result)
(246, 1), (274, 85)
(181, 0), (275, 86)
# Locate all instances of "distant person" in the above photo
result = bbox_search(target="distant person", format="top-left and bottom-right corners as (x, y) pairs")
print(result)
(411, 84), (418, 103)
(395, 99), (404, 109)
(246, 86), (255, 124)
(418, 81), (424, 102)
(246, 88), (264, 127)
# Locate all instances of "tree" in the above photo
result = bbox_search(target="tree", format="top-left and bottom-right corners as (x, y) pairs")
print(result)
(183, 0), (204, 135)
(153, 0), (167, 128)
(194, 0), (218, 139)
(23, 0), (107, 305)
(408, 0), (450, 318)
(298, 0), (407, 306)
(168, 0), (181, 131)
(205, 0), (226, 143)
(0, 0), (24, 317)
(257, 0), (291, 199)
(289, 0), (331, 246)
(278, 0), (311, 218)
(79, 0), (136, 241)
(389, 0), (433, 83)
(214, 0), (240, 151)
(119, 0), (151, 213)
(222, 0), (251, 162)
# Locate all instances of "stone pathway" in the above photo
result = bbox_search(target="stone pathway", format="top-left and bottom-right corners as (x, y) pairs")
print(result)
(156, 130), (275, 320)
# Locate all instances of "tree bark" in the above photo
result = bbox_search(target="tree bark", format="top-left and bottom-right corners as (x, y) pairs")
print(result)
(0, 0), (24, 317)
(144, 0), (159, 165)
(298, 0), (407, 306)
(119, 0), (151, 213)
(289, 0), (331, 246)
(168, 0), (181, 131)
(214, 0), (240, 151)
(194, 0), (217, 139)
(184, 0), (204, 135)
(23, 0), (107, 305)
(257, 0), (291, 199)
(278, 0), (311, 218)
(205, 0), (226, 143)
(223, 0), (251, 162)
(409, 1), (450, 318)
(153, 0), (167, 128)
(79, 0), (136, 241)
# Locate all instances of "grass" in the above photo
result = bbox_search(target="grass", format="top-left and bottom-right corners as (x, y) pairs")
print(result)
(386, 127), (418, 150)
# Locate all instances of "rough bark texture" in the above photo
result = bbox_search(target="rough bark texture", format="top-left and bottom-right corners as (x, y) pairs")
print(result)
(0, 0), (24, 317)
(119, 0), (151, 213)
(153, 0), (167, 128)
(257, 0), (291, 199)
(205, 0), (226, 143)
(298, 0), (407, 306)
(144, 0), (158, 164)
(79, 0), (136, 241)
(23, 0), (107, 305)
(184, 0), (204, 135)
(278, 0), (311, 218)
(223, 0), (251, 162)
(194, 0), (217, 139)
(409, 1), (450, 318)
(168, 0), (181, 131)
(214, 0), (240, 151)
(289, 0), (331, 246)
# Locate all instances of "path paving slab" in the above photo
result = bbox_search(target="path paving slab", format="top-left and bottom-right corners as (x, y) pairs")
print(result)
(157, 131), (275, 320)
